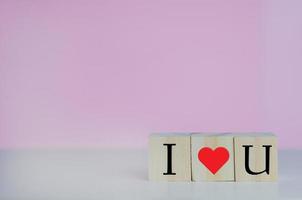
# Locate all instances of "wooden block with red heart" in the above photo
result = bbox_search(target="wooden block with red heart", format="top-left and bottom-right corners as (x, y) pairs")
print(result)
(191, 133), (234, 181)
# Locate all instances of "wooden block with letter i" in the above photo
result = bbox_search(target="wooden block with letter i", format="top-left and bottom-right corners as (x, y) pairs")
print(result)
(234, 133), (278, 181)
(148, 133), (191, 181)
(191, 133), (235, 181)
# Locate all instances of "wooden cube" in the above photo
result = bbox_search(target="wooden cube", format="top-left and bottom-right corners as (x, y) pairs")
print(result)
(234, 133), (278, 181)
(191, 133), (234, 181)
(148, 133), (191, 181)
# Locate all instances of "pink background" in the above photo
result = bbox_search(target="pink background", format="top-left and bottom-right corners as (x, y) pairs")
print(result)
(0, 0), (301, 149)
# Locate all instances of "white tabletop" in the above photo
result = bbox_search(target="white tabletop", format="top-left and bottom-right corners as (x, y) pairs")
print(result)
(0, 149), (301, 200)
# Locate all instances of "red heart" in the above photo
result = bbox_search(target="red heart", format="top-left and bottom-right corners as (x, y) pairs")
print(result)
(198, 147), (229, 174)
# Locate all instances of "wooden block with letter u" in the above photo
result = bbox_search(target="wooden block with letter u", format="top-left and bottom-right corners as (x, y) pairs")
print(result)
(234, 133), (278, 181)
(191, 133), (234, 181)
(148, 133), (191, 181)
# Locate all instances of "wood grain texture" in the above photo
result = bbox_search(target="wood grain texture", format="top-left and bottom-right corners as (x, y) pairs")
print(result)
(148, 133), (191, 181)
(234, 133), (278, 182)
(191, 133), (234, 181)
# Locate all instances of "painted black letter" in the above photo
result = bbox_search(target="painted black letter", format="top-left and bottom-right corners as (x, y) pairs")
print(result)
(243, 145), (272, 175)
(163, 143), (176, 175)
